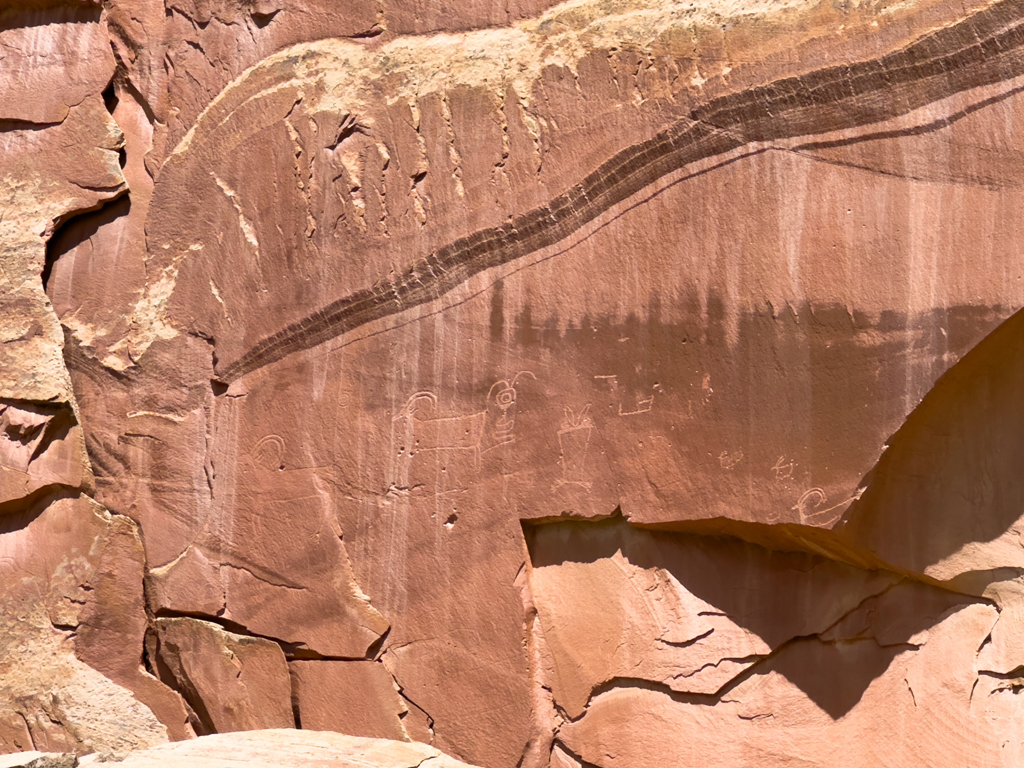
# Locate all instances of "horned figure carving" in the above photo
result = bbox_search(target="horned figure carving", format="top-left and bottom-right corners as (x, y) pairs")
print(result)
(393, 372), (536, 473)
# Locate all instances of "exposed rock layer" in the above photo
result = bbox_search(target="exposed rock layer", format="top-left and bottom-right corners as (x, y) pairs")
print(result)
(5, 0), (1024, 765)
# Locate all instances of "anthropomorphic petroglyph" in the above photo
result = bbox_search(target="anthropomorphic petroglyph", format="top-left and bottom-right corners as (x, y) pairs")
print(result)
(482, 372), (536, 452)
(392, 373), (534, 493)
(555, 404), (594, 491)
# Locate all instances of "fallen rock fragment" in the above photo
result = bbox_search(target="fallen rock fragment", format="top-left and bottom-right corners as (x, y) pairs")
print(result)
(0, 400), (89, 509)
(524, 515), (899, 717)
(557, 600), (1012, 767)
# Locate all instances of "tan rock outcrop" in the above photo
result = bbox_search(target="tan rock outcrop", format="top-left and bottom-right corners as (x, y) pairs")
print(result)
(0, 494), (188, 753)
(0, 730), (480, 768)
(0, 753), (75, 768)
(73, 729), (480, 767)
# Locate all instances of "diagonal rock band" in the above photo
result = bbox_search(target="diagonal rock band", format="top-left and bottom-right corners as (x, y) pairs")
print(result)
(211, 0), (1024, 383)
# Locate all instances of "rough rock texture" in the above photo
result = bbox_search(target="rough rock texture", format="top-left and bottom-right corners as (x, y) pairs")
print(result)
(0, 730), (479, 768)
(153, 617), (294, 734)
(0, 494), (187, 753)
(8, 0), (1024, 765)
(290, 660), (410, 741)
(73, 730), (480, 767)
(0, 753), (75, 768)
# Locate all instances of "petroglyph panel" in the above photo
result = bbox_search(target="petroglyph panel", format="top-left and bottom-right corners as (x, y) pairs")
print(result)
(10, 0), (1024, 764)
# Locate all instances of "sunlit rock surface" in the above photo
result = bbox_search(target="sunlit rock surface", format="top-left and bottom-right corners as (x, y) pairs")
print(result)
(5, 0), (1024, 764)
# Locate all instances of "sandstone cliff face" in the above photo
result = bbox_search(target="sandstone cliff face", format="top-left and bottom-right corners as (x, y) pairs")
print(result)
(6, 0), (1024, 765)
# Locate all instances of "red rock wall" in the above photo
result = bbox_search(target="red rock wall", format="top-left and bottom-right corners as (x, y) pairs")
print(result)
(5, 0), (1024, 765)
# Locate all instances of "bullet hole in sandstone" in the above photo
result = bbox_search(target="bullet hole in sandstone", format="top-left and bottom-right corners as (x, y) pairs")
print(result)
(445, 513), (458, 529)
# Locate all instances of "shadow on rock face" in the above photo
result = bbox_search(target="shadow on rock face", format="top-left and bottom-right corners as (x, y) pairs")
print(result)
(524, 515), (978, 720)
(0, 2), (101, 34)
(837, 304), (1024, 581)
(45, 194), (131, 291)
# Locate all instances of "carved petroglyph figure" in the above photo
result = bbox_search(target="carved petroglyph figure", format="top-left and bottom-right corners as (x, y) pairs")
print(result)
(619, 395), (655, 417)
(555, 404), (594, 491)
(252, 435), (286, 470)
(392, 373), (534, 493)
(701, 373), (714, 403)
(772, 455), (796, 481)
(394, 390), (486, 461)
(792, 487), (862, 527)
(594, 376), (656, 416)
(482, 372), (536, 452)
(393, 372), (534, 462)
(719, 451), (743, 470)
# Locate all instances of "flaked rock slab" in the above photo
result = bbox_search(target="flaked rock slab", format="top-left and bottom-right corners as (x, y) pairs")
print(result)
(525, 515), (899, 717)
(155, 617), (294, 734)
(290, 660), (408, 741)
(557, 602), (1012, 768)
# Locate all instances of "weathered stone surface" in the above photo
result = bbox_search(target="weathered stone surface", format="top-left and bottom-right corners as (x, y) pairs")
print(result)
(525, 515), (899, 718)
(9, 0), (1024, 765)
(290, 660), (408, 741)
(0, 494), (188, 753)
(0, 753), (75, 768)
(154, 618), (294, 735)
(0, 88), (122, 404)
(0, 399), (88, 509)
(557, 599), (1014, 767)
(0, 3), (113, 125)
(75, 729), (480, 768)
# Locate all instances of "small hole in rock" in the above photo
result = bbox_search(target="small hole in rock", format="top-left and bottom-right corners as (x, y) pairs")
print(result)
(251, 9), (280, 28)
(102, 82), (119, 114)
